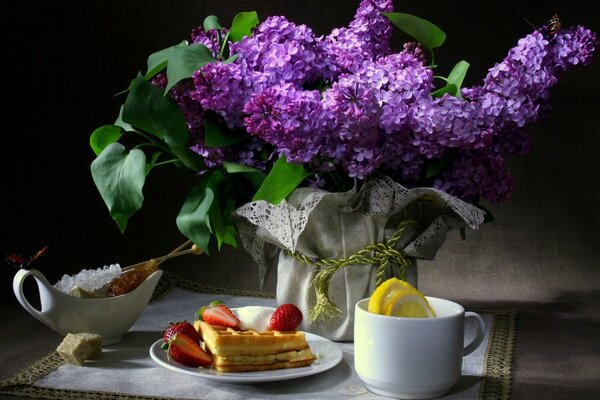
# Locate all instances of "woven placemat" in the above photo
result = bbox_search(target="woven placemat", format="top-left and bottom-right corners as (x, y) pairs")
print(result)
(0, 271), (517, 400)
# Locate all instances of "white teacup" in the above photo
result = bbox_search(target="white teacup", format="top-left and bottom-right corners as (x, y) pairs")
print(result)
(354, 296), (485, 399)
(13, 268), (163, 345)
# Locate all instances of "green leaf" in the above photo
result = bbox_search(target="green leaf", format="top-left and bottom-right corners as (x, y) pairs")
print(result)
(91, 143), (146, 232)
(222, 162), (267, 193)
(431, 61), (469, 98)
(90, 125), (123, 156)
(222, 54), (239, 64)
(122, 76), (188, 146)
(217, 197), (238, 249)
(145, 41), (216, 92)
(146, 42), (188, 80)
(145, 58), (168, 82)
(176, 170), (239, 252)
(203, 15), (222, 31)
(222, 162), (263, 174)
(204, 113), (248, 147)
(176, 179), (216, 254)
(168, 144), (205, 171)
(114, 105), (134, 131)
(445, 60), (470, 99)
(229, 11), (259, 42)
(431, 83), (457, 98)
(383, 12), (446, 49)
(164, 44), (216, 93)
(252, 156), (312, 204)
(204, 171), (238, 250)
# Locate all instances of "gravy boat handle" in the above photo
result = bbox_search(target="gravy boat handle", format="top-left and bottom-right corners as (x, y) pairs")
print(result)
(13, 268), (60, 332)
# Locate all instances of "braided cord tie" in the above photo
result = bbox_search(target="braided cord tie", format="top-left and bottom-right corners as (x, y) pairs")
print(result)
(287, 219), (415, 323)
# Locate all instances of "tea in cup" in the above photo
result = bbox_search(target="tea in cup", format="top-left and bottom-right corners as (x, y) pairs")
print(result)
(354, 296), (485, 399)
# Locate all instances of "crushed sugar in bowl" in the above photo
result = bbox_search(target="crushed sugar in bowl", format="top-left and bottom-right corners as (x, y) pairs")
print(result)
(13, 267), (162, 345)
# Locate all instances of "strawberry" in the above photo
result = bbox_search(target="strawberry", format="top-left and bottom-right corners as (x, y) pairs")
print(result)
(162, 320), (199, 344)
(168, 333), (212, 367)
(268, 303), (303, 331)
(197, 301), (239, 327)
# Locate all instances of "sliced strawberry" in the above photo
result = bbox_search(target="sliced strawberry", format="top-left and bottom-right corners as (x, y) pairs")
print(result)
(269, 303), (303, 331)
(198, 301), (239, 327)
(168, 333), (212, 367)
(162, 320), (199, 344)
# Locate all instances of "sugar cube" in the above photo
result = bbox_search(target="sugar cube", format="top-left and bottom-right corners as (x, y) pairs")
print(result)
(56, 333), (102, 365)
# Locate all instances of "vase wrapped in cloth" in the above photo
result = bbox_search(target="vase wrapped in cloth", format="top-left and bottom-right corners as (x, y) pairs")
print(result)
(234, 176), (484, 341)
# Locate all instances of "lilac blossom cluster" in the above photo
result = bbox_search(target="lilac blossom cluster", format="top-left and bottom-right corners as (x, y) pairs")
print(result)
(156, 0), (597, 205)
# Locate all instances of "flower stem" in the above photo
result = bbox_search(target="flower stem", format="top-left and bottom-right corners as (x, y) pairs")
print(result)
(153, 159), (180, 167)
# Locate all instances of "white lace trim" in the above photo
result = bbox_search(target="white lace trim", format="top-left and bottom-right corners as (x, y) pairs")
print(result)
(234, 176), (484, 286)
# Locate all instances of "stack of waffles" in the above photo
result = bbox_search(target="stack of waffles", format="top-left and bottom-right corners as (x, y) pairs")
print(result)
(194, 320), (315, 372)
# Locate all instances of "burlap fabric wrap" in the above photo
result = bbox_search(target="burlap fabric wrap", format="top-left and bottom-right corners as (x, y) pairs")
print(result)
(234, 176), (485, 340)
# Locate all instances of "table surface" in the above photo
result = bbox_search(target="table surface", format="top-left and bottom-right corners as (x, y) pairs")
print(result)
(1, 284), (599, 400)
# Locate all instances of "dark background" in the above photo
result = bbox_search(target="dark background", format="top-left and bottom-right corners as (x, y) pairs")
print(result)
(2, 0), (599, 301)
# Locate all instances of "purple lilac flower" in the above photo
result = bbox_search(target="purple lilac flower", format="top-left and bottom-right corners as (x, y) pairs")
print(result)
(466, 27), (597, 134)
(179, 0), (596, 206)
(316, 0), (394, 81)
(190, 137), (269, 171)
(550, 25), (598, 70)
(408, 95), (492, 159)
(380, 141), (425, 182)
(473, 31), (553, 130)
(440, 26), (598, 203)
(189, 139), (227, 169)
(370, 52), (434, 134)
(402, 42), (428, 65)
(434, 151), (512, 204)
(192, 60), (267, 129)
(321, 73), (383, 178)
(230, 16), (322, 86)
(243, 83), (327, 164)
(236, 138), (268, 170)
(190, 26), (227, 58)
(346, 51), (433, 181)
(306, 174), (328, 189)
(493, 128), (531, 158)
(340, 128), (384, 178)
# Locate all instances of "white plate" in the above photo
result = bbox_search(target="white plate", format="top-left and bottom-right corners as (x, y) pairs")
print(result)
(149, 332), (343, 384)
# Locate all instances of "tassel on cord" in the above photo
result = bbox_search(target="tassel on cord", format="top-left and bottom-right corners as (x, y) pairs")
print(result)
(287, 219), (415, 323)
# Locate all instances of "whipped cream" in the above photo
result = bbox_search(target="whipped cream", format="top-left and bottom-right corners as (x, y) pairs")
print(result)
(234, 306), (275, 332)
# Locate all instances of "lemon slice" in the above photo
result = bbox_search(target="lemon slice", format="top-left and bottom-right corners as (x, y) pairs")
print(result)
(368, 277), (415, 314)
(368, 277), (435, 318)
(384, 291), (436, 318)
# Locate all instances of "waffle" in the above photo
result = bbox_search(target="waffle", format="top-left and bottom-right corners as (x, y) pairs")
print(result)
(212, 348), (315, 372)
(194, 320), (315, 372)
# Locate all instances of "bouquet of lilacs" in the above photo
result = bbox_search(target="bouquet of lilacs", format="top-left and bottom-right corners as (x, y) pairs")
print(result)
(90, 0), (597, 255)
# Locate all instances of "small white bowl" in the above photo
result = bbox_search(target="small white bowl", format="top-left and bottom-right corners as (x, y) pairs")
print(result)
(13, 268), (162, 345)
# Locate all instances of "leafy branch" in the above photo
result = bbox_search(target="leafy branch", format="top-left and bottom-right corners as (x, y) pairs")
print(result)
(90, 11), (310, 252)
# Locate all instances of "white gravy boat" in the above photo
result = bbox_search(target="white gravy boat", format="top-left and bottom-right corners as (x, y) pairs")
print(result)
(13, 268), (162, 345)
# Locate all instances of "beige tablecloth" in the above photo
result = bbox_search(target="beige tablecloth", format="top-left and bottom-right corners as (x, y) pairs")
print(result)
(0, 272), (516, 399)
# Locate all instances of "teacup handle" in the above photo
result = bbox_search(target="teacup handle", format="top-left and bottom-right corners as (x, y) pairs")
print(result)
(463, 311), (485, 356)
(13, 268), (59, 332)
